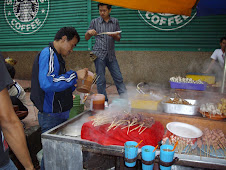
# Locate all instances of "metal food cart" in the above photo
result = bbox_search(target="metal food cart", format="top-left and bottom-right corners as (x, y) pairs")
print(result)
(41, 110), (226, 170)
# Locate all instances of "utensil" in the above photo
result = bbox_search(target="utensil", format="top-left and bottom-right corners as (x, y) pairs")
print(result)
(153, 144), (158, 152)
(135, 140), (143, 148)
(97, 30), (122, 35)
(172, 141), (178, 151)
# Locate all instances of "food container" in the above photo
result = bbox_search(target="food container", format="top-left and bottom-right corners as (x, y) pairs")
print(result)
(91, 94), (105, 111)
(161, 98), (199, 115)
(76, 71), (94, 93)
(130, 94), (161, 111)
(186, 72), (215, 84)
(170, 81), (207, 91)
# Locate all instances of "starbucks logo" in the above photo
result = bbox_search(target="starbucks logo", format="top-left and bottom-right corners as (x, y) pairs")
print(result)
(4, 0), (49, 34)
(138, 10), (197, 31)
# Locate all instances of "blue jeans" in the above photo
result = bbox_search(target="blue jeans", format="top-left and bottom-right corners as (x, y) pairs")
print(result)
(0, 160), (17, 170)
(38, 112), (68, 170)
(38, 112), (68, 133)
(94, 58), (127, 101)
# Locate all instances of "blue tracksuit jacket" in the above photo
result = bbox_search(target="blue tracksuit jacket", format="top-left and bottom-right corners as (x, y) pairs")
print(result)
(30, 42), (77, 113)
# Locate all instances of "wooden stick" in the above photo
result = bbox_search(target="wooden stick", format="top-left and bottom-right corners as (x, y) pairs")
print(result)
(186, 145), (191, 155)
(138, 123), (144, 132)
(139, 127), (147, 135)
(200, 146), (202, 159)
(130, 125), (141, 132)
(127, 125), (130, 135)
(206, 139), (209, 157)
(213, 145), (219, 157)
(113, 121), (126, 130)
(185, 144), (190, 154)
(218, 140), (226, 156)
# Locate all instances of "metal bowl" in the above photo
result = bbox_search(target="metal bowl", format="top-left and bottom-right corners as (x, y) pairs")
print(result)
(161, 98), (200, 116)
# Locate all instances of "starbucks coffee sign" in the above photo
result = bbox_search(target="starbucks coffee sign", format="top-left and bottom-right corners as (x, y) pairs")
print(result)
(4, 0), (49, 34)
(138, 10), (196, 31)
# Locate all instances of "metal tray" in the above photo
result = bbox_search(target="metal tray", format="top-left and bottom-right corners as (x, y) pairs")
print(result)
(161, 98), (199, 115)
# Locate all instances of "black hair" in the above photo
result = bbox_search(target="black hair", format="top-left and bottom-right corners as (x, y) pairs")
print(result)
(54, 27), (80, 42)
(6, 63), (15, 79)
(98, 3), (112, 9)
(220, 37), (226, 43)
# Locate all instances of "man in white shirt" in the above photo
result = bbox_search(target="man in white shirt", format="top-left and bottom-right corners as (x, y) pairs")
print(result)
(204, 37), (226, 73)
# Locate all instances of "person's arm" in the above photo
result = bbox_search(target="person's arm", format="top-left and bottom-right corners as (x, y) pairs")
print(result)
(38, 49), (78, 92)
(0, 88), (34, 170)
(85, 20), (97, 41)
(203, 59), (216, 73)
(85, 29), (97, 40)
(108, 33), (121, 41)
(108, 19), (121, 41)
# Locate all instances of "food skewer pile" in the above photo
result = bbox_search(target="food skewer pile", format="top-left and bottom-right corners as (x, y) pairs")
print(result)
(197, 128), (226, 158)
(162, 131), (196, 154)
(91, 111), (155, 135)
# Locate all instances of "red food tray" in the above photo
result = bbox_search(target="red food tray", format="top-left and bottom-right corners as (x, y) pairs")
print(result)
(170, 81), (207, 91)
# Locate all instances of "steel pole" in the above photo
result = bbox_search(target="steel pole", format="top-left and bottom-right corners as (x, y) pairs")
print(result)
(220, 51), (226, 93)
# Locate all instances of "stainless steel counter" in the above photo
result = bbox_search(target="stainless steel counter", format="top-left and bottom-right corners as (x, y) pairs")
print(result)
(42, 110), (226, 170)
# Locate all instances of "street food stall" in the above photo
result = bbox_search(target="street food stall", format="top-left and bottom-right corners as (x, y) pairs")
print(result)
(40, 1), (226, 169)
(41, 85), (226, 170)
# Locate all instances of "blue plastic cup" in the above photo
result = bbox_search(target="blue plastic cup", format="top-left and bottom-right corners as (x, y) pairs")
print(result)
(160, 145), (175, 170)
(141, 145), (156, 170)
(124, 141), (138, 167)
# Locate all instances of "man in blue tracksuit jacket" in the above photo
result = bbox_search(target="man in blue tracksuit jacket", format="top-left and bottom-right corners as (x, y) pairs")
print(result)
(30, 27), (87, 170)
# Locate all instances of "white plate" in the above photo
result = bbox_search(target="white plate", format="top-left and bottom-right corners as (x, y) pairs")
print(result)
(97, 31), (122, 35)
(166, 122), (203, 138)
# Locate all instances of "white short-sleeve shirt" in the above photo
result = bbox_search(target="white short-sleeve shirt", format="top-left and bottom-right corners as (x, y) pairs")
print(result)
(210, 49), (225, 68)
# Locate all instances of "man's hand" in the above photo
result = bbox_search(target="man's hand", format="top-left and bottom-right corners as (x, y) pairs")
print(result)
(108, 32), (120, 41)
(76, 68), (88, 80)
(85, 29), (97, 40)
(87, 29), (97, 36)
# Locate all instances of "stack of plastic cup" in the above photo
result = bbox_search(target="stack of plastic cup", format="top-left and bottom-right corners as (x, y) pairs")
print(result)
(141, 145), (156, 170)
(124, 141), (138, 167)
(69, 95), (84, 119)
(160, 145), (175, 170)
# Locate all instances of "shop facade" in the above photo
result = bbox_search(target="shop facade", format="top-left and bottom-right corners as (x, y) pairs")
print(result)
(0, 0), (226, 85)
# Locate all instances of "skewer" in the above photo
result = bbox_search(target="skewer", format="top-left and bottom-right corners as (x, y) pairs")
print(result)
(113, 122), (125, 130)
(213, 145), (219, 157)
(139, 126), (147, 135)
(127, 125), (130, 135)
(186, 145), (191, 155)
(130, 125), (141, 132)
(121, 120), (131, 129)
(111, 120), (128, 130)
(200, 146), (202, 159)
(217, 143), (225, 158)
(185, 144), (190, 154)
(138, 122), (144, 132)
(218, 139), (226, 151)
(206, 139), (209, 157)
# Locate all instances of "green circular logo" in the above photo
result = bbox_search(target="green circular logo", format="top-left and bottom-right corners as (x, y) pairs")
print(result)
(4, 0), (49, 34)
(138, 10), (197, 31)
